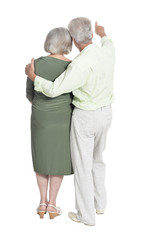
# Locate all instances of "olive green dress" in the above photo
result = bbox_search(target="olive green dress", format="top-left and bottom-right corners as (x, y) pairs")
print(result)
(26, 56), (73, 175)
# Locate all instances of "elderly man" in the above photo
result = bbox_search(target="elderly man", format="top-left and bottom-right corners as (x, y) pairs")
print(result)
(25, 17), (115, 226)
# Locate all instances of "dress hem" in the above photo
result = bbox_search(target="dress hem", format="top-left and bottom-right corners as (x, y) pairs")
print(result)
(34, 169), (74, 176)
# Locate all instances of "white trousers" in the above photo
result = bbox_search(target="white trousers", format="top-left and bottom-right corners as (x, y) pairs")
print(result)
(70, 105), (112, 225)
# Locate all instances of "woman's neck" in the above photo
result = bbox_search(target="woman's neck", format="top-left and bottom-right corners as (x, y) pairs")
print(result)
(48, 54), (71, 61)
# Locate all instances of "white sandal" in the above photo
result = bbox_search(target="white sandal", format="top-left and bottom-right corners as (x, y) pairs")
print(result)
(36, 203), (47, 219)
(47, 204), (62, 219)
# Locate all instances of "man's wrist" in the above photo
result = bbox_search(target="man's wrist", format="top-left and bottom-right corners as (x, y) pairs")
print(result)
(100, 33), (107, 38)
(30, 73), (36, 82)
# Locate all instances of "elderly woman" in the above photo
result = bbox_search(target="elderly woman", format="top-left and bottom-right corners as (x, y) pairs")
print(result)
(26, 27), (73, 219)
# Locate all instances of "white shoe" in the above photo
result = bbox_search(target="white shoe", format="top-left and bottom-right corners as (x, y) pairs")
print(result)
(96, 209), (105, 214)
(47, 204), (62, 219)
(68, 212), (95, 226)
(36, 203), (47, 219)
(68, 212), (81, 223)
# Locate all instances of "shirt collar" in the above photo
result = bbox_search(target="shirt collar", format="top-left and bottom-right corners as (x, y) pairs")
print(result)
(80, 43), (97, 54)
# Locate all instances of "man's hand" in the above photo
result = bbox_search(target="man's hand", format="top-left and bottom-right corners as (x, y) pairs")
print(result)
(25, 58), (36, 81)
(95, 21), (107, 38)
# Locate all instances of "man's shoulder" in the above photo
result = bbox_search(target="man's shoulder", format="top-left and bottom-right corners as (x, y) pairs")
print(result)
(71, 52), (93, 71)
(69, 56), (83, 71)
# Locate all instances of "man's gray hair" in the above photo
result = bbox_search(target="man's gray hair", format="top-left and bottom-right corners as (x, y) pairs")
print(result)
(68, 17), (92, 44)
(44, 27), (72, 54)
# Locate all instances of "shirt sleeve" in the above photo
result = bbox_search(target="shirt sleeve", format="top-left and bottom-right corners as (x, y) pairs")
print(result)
(101, 36), (115, 56)
(26, 77), (34, 101)
(34, 64), (86, 98)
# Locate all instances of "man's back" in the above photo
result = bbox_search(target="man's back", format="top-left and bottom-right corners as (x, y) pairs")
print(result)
(71, 36), (115, 109)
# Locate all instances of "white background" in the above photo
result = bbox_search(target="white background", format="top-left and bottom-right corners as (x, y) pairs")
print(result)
(0, 0), (160, 239)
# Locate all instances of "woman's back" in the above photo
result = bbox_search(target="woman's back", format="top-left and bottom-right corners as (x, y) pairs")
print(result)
(32, 56), (72, 111)
(26, 27), (73, 213)
(29, 56), (73, 175)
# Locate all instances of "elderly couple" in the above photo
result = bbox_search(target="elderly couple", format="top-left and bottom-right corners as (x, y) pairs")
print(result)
(25, 17), (115, 226)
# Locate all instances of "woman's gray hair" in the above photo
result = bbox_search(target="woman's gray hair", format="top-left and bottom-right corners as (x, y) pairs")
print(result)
(68, 17), (92, 44)
(44, 27), (72, 54)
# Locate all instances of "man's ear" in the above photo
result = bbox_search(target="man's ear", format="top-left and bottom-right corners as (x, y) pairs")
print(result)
(73, 38), (76, 44)
(73, 38), (79, 48)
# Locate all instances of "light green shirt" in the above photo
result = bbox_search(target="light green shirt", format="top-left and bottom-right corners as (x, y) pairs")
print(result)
(34, 36), (115, 110)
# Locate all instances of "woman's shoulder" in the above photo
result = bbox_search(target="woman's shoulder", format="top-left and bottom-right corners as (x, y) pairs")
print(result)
(34, 57), (53, 75)
(34, 56), (55, 69)
(35, 56), (71, 64)
(34, 56), (46, 64)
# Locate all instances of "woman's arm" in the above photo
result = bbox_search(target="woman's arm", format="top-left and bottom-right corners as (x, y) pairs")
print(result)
(26, 77), (34, 103)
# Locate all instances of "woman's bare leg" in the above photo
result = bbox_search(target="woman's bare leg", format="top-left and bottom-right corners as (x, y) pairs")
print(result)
(47, 175), (64, 211)
(36, 173), (49, 210)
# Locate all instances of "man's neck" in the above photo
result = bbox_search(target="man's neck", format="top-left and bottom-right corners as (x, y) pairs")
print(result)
(78, 41), (93, 52)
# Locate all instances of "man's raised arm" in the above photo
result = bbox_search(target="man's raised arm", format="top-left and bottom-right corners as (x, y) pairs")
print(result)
(95, 21), (115, 54)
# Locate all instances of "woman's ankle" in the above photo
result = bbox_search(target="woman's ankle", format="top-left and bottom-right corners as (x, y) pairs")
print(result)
(40, 199), (48, 204)
(48, 201), (56, 206)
